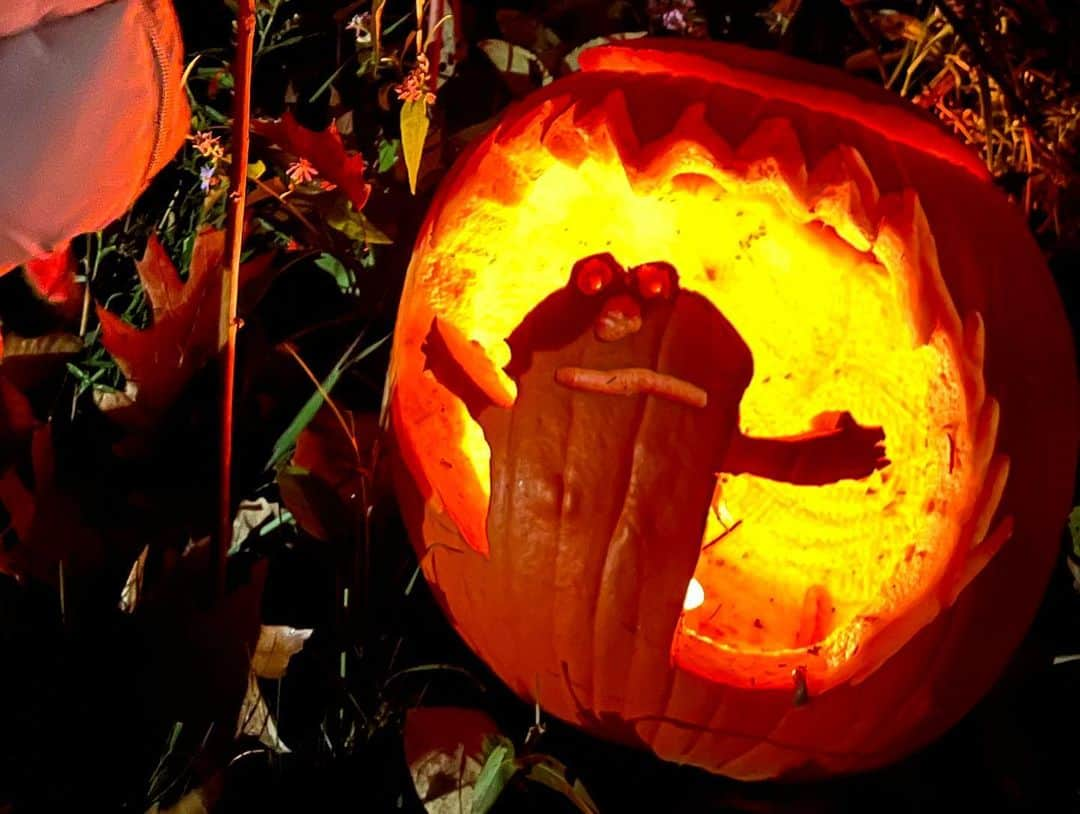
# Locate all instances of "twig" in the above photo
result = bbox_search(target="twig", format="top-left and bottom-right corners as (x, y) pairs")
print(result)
(976, 64), (995, 169)
(373, 0), (386, 68)
(414, 0), (425, 53)
(218, 0), (257, 598)
(846, 4), (890, 82)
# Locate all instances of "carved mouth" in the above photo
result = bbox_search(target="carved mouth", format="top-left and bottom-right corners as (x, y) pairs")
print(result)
(554, 366), (708, 408)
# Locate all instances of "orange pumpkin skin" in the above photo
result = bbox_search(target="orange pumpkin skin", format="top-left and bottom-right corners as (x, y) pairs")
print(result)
(386, 40), (1077, 779)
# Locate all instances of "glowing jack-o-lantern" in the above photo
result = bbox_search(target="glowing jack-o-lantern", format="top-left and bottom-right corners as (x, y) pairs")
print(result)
(385, 39), (1077, 778)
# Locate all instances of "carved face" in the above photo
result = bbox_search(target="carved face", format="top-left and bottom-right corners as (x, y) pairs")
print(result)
(570, 254), (675, 342)
(501, 253), (743, 410)
(386, 40), (1075, 780)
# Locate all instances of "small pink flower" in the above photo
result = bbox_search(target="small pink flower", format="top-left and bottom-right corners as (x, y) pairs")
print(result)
(346, 12), (372, 45)
(395, 54), (437, 105)
(191, 131), (224, 161)
(287, 157), (319, 185)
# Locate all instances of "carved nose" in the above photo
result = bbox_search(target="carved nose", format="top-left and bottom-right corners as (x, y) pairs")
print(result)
(595, 294), (642, 342)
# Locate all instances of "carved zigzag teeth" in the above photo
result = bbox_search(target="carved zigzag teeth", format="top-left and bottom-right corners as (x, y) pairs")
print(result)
(873, 189), (964, 345)
(806, 145), (881, 252)
(971, 454), (1010, 548)
(571, 89), (641, 172)
(963, 311), (988, 410)
(733, 117), (809, 204)
(520, 86), (904, 264)
(533, 95), (899, 263)
(627, 103), (733, 194)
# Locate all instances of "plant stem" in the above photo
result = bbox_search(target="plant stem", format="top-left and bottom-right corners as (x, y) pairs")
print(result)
(218, 0), (257, 598)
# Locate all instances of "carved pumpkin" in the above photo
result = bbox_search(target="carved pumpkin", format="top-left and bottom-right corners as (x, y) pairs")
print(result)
(385, 40), (1077, 779)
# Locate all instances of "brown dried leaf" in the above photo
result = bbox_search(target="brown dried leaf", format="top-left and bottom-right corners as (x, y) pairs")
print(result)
(251, 625), (313, 679)
(237, 670), (289, 753)
(478, 39), (552, 96)
(230, 498), (282, 555)
(405, 707), (500, 814)
(119, 544), (149, 613)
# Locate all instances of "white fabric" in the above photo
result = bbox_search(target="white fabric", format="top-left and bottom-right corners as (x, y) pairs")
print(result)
(0, 0), (189, 272)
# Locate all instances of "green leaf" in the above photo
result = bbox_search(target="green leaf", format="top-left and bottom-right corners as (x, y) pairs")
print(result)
(400, 100), (430, 196)
(314, 253), (352, 292)
(376, 138), (400, 173)
(325, 196), (393, 245)
(471, 736), (517, 814)
(524, 755), (599, 814)
(247, 160), (267, 180)
(195, 66), (235, 91)
(266, 333), (390, 470)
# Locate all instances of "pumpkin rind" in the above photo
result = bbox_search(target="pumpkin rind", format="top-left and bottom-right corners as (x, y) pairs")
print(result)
(385, 40), (1077, 778)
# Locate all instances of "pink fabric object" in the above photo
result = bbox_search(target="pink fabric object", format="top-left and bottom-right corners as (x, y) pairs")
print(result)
(0, 0), (190, 273)
(0, 0), (109, 39)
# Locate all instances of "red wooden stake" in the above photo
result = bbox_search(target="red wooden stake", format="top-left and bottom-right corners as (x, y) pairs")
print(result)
(218, 0), (257, 597)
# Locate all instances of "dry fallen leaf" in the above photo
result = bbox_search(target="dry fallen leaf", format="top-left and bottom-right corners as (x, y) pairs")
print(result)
(1, 332), (83, 396)
(237, 670), (290, 753)
(236, 623), (311, 752)
(230, 497), (282, 555)
(404, 706), (500, 814)
(252, 625), (313, 679)
(426, 0), (466, 88)
(119, 544), (149, 613)
(477, 39), (552, 97)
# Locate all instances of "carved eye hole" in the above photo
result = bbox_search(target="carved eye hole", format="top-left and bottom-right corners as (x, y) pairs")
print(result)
(573, 253), (619, 296)
(633, 262), (677, 300)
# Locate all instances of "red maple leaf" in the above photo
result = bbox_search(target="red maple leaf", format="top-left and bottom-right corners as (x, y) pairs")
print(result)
(253, 112), (372, 211)
(24, 243), (83, 320)
(95, 228), (272, 422)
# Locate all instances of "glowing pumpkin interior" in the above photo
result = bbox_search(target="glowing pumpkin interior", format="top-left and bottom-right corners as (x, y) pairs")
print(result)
(392, 84), (1005, 694)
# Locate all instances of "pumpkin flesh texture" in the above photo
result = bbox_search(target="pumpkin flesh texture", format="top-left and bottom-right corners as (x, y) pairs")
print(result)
(387, 41), (1076, 778)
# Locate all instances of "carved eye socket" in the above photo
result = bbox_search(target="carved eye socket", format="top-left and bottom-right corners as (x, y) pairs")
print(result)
(573, 254), (619, 296)
(633, 262), (677, 300)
